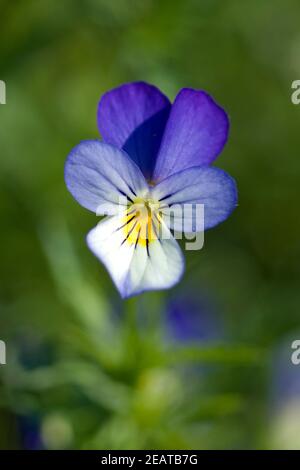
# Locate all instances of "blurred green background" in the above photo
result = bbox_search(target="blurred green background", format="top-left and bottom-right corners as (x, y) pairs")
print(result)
(1, 0), (300, 450)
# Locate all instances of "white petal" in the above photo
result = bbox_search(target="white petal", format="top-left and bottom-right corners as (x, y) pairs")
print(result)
(87, 213), (185, 298)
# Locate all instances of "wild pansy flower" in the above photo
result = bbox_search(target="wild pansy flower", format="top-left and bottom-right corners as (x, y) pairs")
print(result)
(18, 415), (43, 450)
(65, 82), (237, 298)
(165, 293), (221, 343)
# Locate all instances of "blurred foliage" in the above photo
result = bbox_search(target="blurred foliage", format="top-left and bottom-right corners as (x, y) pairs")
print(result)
(0, 0), (300, 449)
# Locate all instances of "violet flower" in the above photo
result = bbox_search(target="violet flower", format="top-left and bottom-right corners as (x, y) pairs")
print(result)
(165, 294), (221, 343)
(65, 82), (237, 298)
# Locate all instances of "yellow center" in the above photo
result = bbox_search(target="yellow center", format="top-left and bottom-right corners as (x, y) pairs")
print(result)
(122, 197), (162, 248)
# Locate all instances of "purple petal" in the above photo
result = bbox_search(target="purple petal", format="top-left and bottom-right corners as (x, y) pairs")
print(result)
(151, 166), (237, 230)
(166, 294), (221, 343)
(97, 82), (171, 179)
(153, 88), (229, 181)
(64, 140), (148, 214)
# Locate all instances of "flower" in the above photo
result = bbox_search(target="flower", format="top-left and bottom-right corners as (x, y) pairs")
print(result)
(165, 292), (222, 343)
(65, 82), (237, 298)
(18, 415), (43, 450)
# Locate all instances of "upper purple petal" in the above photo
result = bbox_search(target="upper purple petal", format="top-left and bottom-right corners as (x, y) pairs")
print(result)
(97, 82), (171, 179)
(153, 88), (229, 181)
(64, 140), (148, 214)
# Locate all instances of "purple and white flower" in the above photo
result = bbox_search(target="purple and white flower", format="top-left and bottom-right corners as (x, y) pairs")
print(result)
(65, 82), (237, 298)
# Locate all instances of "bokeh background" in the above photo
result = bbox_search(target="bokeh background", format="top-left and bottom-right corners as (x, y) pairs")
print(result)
(1, 0), (300, 450)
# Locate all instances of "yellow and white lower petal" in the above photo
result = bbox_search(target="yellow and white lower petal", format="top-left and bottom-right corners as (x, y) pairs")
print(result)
(86, 200), (184, 298)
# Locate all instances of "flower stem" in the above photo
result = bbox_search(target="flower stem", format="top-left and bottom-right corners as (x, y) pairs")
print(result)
(124, 297), (140, 366)
(126, 297), (138, 334)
